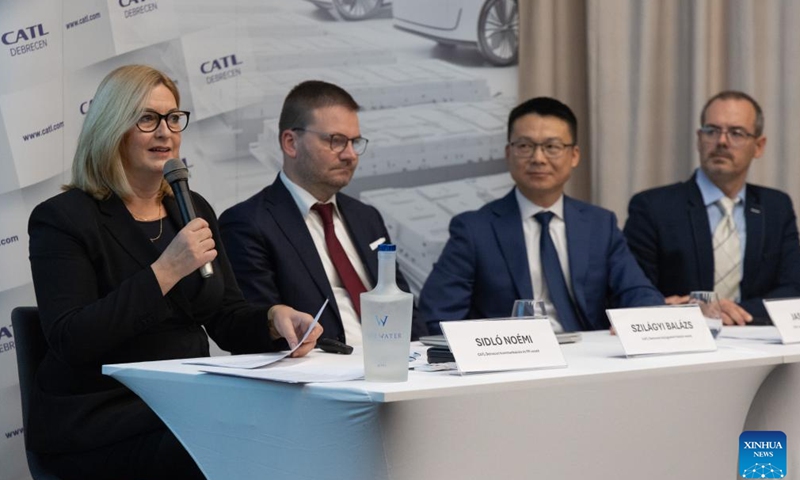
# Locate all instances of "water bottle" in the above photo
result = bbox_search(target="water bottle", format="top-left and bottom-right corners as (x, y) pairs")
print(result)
(360, 244), (413, 382)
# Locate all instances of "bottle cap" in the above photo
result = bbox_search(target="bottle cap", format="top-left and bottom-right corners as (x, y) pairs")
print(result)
(377, 243), (396, 252)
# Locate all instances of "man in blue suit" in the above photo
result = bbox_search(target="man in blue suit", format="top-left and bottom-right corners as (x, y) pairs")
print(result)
(220, 80), (427, 345)
(419, 97), (664, 334)
(624, 91), (800, 325)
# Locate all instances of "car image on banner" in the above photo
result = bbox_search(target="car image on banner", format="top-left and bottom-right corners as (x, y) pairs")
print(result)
(393, 0), (518, 66)
(305, 0), (391, 21)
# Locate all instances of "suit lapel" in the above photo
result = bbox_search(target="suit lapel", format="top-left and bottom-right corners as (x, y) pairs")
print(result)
(491, 191), (533, 300)
(563, 196), (590, 320)
(742, 186), (764, 294)
(686, 180), (714, 289)
(266, 178), (342, 317)
(99, 194), (193, 317)
(98, 195), (158, 269)
(337, 194), (378, 285)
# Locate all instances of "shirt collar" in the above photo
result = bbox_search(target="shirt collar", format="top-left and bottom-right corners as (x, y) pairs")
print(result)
(515, 188), (565, 221)
(695, 168), (746, 207)
(280, 170), (339, 217)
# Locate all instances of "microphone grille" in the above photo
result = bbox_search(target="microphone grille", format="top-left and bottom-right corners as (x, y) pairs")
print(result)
(163, 158), (189, 182)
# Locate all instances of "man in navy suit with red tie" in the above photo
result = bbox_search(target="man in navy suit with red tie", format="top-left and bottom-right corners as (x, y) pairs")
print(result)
(624, 91), (800, 325)
(419, 97), (664, 334)
(220, 80), (426, 344)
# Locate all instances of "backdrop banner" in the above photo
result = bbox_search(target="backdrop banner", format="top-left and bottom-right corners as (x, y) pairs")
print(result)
(0, 2), (518, 478)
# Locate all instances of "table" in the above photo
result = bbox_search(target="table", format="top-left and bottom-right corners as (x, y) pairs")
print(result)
(721, 327), (800, 477)
(103, 331), (797, 480)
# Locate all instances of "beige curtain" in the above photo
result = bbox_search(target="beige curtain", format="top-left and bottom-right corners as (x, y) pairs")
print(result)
(518, 0), (800, 222)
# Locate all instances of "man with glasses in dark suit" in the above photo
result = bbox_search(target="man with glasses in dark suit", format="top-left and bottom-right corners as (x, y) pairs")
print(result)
(419, 96), (663, 334)
(625, 90), (800, 325)
(220, 80), (426, 346)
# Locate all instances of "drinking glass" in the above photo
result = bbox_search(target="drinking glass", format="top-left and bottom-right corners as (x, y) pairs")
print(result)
(689, 291), (723, 338)
(511, 299), (547, 319)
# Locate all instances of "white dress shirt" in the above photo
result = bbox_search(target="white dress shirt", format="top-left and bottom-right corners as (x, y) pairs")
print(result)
(516, 189), (574, 333)
(280, 171), (372, 345)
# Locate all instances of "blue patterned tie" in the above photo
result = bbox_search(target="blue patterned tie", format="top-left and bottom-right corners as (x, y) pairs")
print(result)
(534, 211), (582, 331)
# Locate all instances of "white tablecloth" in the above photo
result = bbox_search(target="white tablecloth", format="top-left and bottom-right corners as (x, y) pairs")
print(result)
(103, 329), (800, 480)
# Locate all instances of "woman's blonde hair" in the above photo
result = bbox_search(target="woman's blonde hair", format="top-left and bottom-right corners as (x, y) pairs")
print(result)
(67, 65), (181, 200)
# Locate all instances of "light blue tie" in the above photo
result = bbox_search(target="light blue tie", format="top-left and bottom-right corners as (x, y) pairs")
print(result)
(534, 211), (582, 331)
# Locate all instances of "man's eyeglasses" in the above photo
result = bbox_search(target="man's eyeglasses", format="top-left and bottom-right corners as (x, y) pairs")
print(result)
(292, 128), (369, 155)
(698, 125), (757, 148)
(508, 140), (574, 159)
(136, 110), (191, 133)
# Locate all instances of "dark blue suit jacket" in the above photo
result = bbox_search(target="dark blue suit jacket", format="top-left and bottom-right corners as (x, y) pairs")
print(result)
(418, 190), (664, 333)
(219, 175), (427, 343)
(624, 177), (800, 323)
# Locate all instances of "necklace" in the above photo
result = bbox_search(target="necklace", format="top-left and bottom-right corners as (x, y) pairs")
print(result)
(131, 204), (163, 242)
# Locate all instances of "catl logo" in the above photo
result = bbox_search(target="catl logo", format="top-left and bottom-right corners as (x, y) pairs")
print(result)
(200, 54), (243, 74)
(375, 315), (388, 327)
(0, 325), (14, 354)
(80, 99), (93, 115)
(119, 0), (151, 7)
(1, 24), (49, 46)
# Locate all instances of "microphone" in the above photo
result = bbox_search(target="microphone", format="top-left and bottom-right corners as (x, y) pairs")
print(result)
(163, 158), (214, 278)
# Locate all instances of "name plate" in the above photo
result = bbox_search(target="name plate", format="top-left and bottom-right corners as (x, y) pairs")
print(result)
(607, 305), (716, 357)
(763, 298), (800, 344)
(440, 319), (566, 374)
